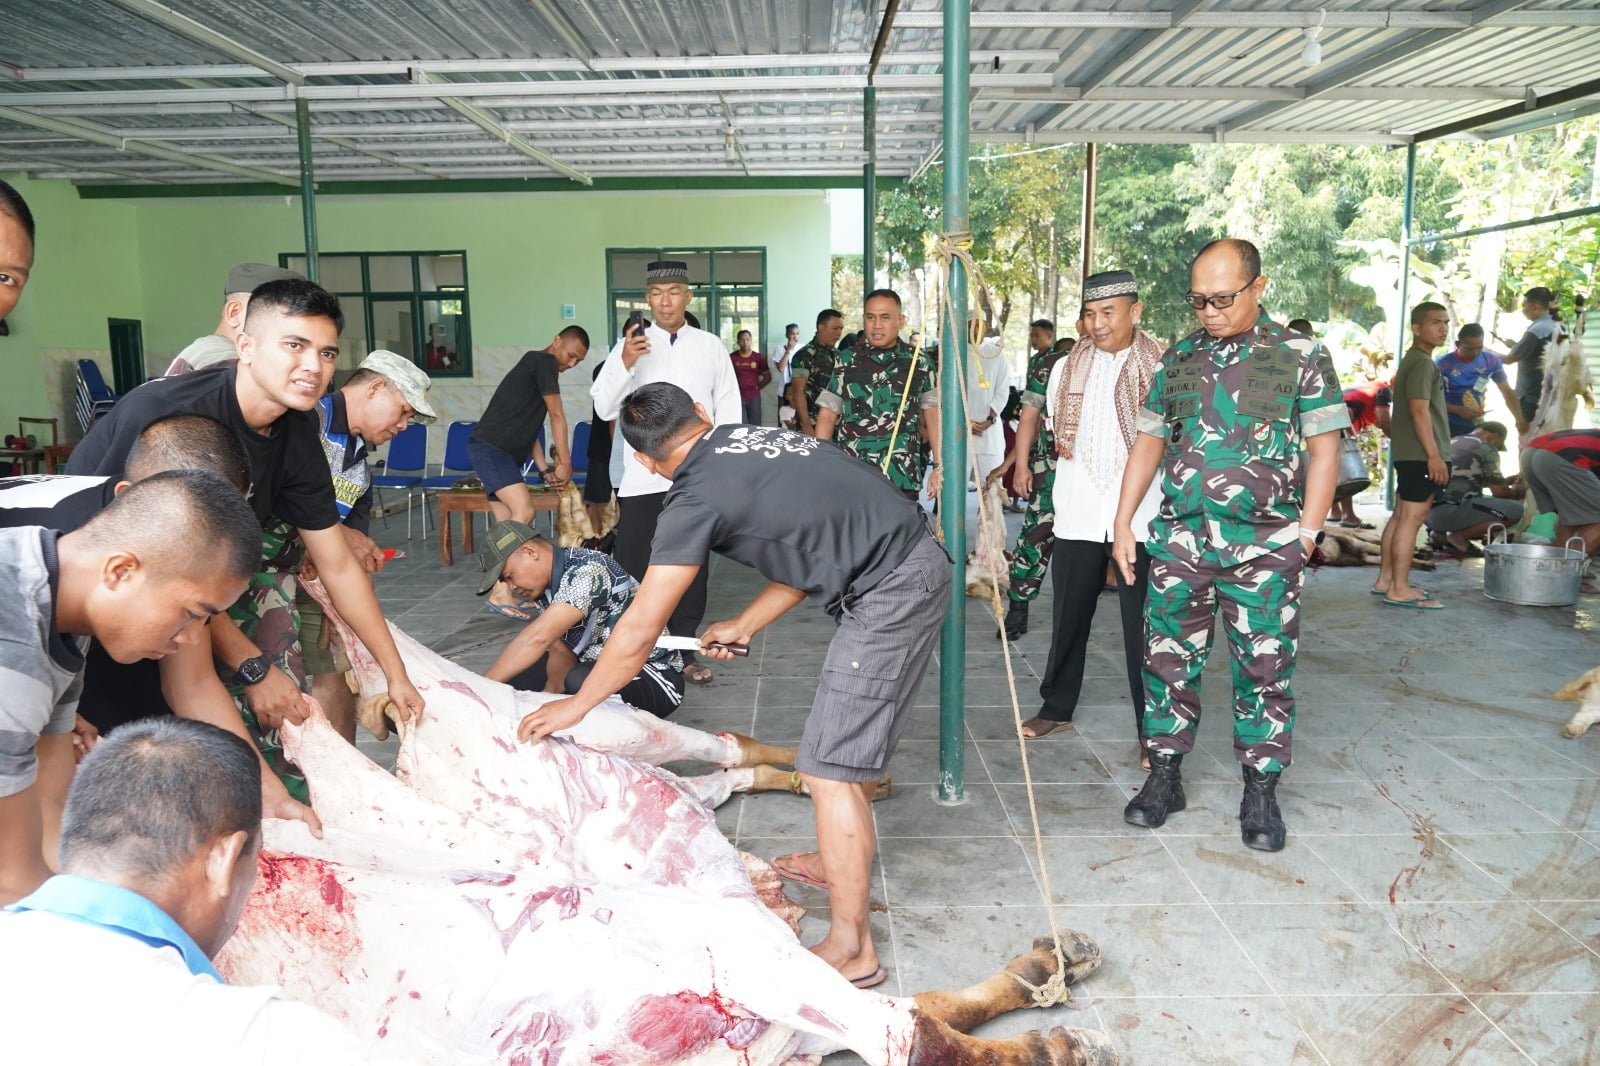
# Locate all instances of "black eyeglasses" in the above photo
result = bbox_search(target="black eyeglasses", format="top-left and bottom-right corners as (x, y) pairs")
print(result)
(1185, 275), (1258, 310)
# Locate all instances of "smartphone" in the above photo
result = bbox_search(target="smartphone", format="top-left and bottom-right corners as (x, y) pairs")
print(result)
(625, 310), (647, 340)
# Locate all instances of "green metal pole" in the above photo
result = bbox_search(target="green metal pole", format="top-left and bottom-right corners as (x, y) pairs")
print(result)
(937, 0), (970, 804)
(1386, 142), (1417, 510)
(863, 85), (877, 288)
(295, 97), (320, 283)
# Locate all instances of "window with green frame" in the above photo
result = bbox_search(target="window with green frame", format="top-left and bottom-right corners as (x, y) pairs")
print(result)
(606, 248), (766, 354)
(278, 251), (472, 378)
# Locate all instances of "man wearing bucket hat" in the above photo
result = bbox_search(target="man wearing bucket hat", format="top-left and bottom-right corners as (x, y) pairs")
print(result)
(473, 519), (686, 717)
(297, 350), (437, 740)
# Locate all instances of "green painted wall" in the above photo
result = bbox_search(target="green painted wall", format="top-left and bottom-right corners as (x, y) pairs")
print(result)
(0, 172), (145, 434)
(132, 190), (832, 357)
(0, 181), (832, 436)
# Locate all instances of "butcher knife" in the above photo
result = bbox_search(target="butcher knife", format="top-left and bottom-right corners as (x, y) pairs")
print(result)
(654, 635), (749, 657)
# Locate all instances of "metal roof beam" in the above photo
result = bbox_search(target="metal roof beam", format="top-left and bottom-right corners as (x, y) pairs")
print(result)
(523, 0), (596, 69)
(4, 50), (1060, 83)
(1412, 75), (1600, 141)
(1217, 0), (1542, 132)
(411, 70), (591, 185)
(0, 72), (1053, 108)
(892, 6), (1600, 29)
(0, 105), (296, 184)
(99, 0), (305, 85)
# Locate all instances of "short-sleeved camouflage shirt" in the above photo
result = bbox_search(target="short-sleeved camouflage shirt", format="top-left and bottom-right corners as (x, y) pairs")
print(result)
(788, 337), (838, 415)
(1019, 343), (1066, 462)
(1135, 312), (1351, 565)
(816, 336), (940, 493)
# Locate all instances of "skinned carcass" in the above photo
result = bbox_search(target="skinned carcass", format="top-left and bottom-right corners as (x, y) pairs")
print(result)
(1526, 297), (1592, 438)
(218, 585), (1119, 1066)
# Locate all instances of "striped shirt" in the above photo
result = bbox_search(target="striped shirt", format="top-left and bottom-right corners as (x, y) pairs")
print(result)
(0, 527), (87, 798)
(1526, 429), (1600, 476)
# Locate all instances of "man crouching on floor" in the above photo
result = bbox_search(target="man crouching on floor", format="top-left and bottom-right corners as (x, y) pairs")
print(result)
(517, 382), (951, 991)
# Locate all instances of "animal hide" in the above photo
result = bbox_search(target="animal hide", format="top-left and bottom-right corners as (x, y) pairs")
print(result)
(1557, 665), (1600, 739)
(966, 479), (1010, 599)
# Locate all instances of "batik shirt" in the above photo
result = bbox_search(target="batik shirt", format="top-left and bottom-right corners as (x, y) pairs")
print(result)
(540, 547), (682, 670)
(816, 337), (939, 493)
(1136, 312), (1350, 565)
(788, 337), (839, 417)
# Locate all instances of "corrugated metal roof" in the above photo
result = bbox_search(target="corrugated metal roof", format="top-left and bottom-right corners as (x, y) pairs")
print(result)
(0, 0), (1596, 187)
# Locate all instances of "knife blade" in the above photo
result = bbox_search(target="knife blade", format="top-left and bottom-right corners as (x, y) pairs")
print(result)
(654, 635), (749, 657)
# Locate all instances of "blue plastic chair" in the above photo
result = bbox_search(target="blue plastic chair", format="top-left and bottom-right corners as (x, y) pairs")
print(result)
(422, 420), (478, 491)
(74, 359), (117, 434)
(370, 423), (429, 539)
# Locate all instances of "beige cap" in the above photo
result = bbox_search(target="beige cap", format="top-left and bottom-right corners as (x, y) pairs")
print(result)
(360, 350), (438, 424)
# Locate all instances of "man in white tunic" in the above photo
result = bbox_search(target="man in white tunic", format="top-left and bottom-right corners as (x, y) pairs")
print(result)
(1024, 272), (1165, 766)
(592, 261), (741, 685)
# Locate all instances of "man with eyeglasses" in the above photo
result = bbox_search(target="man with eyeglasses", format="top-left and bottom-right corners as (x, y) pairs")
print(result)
(1112, 239), (1349, 853)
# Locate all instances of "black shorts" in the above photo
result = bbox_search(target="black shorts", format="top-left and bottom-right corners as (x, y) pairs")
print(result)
(1394, 459), (1449, 504)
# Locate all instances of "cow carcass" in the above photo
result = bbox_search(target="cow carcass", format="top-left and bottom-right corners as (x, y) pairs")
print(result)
(217, 586), (1118, 1066)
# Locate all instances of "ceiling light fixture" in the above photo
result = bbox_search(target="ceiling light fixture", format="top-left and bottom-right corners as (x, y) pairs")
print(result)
(1300, 8), (1326, 68)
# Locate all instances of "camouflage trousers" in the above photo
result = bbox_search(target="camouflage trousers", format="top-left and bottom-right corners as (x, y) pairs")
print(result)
(1140, 542), (1304, 773)
(1006, 461), (1057, 603)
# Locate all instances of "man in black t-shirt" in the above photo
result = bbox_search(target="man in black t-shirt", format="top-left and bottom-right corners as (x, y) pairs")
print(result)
(517, 382), (951, 992)
(469, 326), (589, 613)
(0, 414), (322, 834)
(69, 279), (426, 752)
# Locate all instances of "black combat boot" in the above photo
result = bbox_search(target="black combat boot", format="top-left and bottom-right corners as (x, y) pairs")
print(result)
(1123, 752), (1185, 828)
(1239, 765), (1287, 852)
(998, 599), (1029, 641)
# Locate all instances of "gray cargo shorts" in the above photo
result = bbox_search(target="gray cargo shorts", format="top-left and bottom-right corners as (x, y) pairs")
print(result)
(797, 534), (952, 783)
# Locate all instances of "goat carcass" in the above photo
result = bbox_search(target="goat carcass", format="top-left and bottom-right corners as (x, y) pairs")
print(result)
(966, 479), (1011, 600)
(217, 586), (1118, 1066)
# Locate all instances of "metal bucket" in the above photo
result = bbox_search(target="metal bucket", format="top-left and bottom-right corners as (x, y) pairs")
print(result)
(1482, 525), (1587, 607)
(1333, 434), (1371, 501)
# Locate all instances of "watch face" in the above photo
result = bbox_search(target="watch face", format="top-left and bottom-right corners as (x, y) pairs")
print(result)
(238, 657), (269, 684)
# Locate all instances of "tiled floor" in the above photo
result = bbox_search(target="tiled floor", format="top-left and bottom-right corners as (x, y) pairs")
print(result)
(361, 503), (1599, 1066)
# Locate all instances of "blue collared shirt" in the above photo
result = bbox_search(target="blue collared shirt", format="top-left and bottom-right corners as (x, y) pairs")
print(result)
(6, 874), (223, 982)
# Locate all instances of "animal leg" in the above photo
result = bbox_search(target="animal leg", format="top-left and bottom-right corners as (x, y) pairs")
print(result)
(906, 1011), (1119, 1066)
(912, 932), (1103, 1034)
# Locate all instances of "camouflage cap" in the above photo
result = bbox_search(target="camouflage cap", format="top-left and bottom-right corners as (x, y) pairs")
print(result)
(476, 520), (540, 595)
(360, 350), (437, 425)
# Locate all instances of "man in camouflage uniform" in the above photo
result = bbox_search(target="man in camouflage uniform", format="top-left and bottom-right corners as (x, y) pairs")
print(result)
(787, 307), (845, 436)
(1112, 239), (1349, 852)
(815, 289), (942, 498)
(996, 318), (1071, 639)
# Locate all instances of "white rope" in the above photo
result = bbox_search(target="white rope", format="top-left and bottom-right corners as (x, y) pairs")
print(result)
(928, 231), (1080, 1010)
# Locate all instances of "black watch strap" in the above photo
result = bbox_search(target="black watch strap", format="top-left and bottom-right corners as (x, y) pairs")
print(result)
(234, 654), (272, 686)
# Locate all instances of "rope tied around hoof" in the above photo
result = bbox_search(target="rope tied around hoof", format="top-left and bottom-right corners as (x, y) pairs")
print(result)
(1009, 967), (1082, 1010)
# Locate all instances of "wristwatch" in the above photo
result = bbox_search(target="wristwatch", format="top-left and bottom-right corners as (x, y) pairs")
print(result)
(233, 654), (272, 686)
(1300, 528), (1326, 546)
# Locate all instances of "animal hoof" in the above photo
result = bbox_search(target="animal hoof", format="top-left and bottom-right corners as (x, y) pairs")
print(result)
(1050, 1026), (1120, 1066)
(1561, 721), (1588, 739)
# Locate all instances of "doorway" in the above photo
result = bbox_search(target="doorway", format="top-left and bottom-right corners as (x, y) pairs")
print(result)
(107, 318), (146, 395)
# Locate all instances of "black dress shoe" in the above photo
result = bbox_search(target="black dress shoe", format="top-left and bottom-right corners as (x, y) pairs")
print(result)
(1123, 752), (1185, 828)
(1240, 765), (1287, 851)
(997, 599), (1029, 641)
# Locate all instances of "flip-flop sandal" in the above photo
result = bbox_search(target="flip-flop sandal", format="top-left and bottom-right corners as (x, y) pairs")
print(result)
(1021, 716), (1073, 740)
(1382, 595), (1444, 610)
(484, 601), (531, 621)
(772, 852), (829, 889)
(849, 966), (888, 990)
(1371, 586), (1429, 597)
(683, 663), (714, 685)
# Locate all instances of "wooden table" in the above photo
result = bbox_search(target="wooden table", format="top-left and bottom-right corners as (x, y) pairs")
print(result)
(437, 488), (562, 566)
(0, 446), (45, 474)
